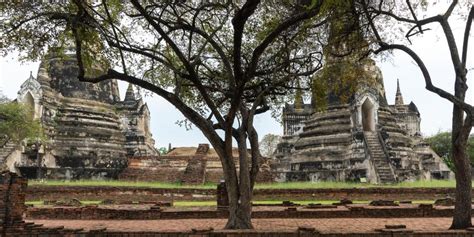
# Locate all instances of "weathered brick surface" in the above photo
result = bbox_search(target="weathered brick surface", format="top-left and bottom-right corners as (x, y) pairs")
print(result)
(26, 186), (467, 202)
(0, 172), (27, 228)
(27, 186), (216, 202)
(0, 173), (471, 236)
(0, 172), (87, 236)
(118, 166), (184, 182)
(25, 204), (457, 220)
(118, 145), (275, 184)
(181, 156), (207, 185)
(25, 218), (474, 236)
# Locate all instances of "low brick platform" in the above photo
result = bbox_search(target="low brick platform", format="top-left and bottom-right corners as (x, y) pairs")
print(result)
(27, 218), (474, 236)
(26, 203), (457, 220)
(2, 172), (474, 236)
(26, 185), (465, 202)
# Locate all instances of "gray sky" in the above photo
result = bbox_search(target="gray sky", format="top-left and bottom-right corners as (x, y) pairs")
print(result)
(1, 5), (473, 148)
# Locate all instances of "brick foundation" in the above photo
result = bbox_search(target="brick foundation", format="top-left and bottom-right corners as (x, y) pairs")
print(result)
(118, 144), (276, 184)
(26, 204), (456, 220)
(0, 172), (27, 231)
(0, 172), (87, 236)
(25, 186), (468, 202)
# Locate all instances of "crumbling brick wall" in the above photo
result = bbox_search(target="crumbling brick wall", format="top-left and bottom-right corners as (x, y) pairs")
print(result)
(0, 172), (27, 232)
(181, 156), (207, 184)
(0, 172), (88, 236)
(119, 154), (275, 184)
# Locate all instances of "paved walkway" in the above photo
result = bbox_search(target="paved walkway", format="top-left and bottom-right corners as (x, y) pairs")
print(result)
(28, 218), (470, 233)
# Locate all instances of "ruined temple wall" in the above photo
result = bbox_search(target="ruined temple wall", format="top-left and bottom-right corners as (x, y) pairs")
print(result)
(38, 56), (120, 103)
(376, 106), (423, 181)
(42, 96), (128, 170)
(18, 56), (129, 173)
(11, 55), (160, 179)
(117, 100), (158, 156)
(283, 105), (370, 182)
(119, 156), (274, 183)
(276, 102), (434, 183)
(0, 172), (27, 232)
(397, 113), (421, 137)
(349, 137), (374, 182)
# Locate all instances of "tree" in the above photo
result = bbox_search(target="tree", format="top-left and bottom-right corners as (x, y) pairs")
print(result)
(0, 102), (42, 143)
(259, 134), (281, 157)
(0, 1), (334, 228)
(358, 0), (474, 229)
(0, 101), (45, 175)
(158, 147), (168, 155)
(427, 131), (474, 172)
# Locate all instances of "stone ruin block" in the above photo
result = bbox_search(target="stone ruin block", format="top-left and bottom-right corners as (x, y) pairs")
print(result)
(0, 172), (27, 229)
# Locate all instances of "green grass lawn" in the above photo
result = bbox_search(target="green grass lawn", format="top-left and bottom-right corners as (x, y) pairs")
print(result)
(174, 200), (435, 206)
(28, 179), (460, 189)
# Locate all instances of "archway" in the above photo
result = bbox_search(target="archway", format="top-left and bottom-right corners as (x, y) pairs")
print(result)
(24, 92), (35, 119)
(361, 98), (375, 132)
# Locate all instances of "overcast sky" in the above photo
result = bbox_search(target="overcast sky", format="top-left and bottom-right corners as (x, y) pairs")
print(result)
(0, 4), (473, 148)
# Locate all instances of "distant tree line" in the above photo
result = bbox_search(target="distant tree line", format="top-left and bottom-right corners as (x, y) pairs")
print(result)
(427, 131), (474, 172)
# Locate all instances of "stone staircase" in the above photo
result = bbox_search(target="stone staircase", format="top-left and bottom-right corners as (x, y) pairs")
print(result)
(364, 132), (396, 183)
(0, 138), (17, 165)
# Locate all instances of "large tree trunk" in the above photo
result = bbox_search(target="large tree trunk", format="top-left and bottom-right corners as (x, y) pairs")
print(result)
(451, 141), (472, 229)
(225, 201), (253, 229)
(225, 130), (253, 229)
(224, 165), (253, 229)
(450, 93), (472, 229)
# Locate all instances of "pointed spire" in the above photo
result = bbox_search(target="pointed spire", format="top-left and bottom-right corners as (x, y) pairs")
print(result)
(395, 79), (404, 105)
(28, 71), (35, 80)
(124, 83), (136, 101)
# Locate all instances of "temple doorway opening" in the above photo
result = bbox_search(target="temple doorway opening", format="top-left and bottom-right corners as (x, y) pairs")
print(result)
(362, 98), (375, 132)
(24, 92), (35, 119)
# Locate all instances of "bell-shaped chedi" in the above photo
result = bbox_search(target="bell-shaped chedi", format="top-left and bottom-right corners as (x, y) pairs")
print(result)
(4, 51), (158, 179)
(274, 3), (450, 183)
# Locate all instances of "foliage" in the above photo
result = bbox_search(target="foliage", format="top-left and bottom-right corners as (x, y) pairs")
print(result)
(0, 102), (43, 142)
(259, 134), (282, 157)
(158, 147), (168, 155)
(426, 131), (474, 172)
(310, 1), (379, 110)
(0, 1), (345, 229)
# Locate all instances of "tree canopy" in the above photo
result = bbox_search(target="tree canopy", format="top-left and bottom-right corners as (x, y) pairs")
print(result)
(0, 0), (347, 229)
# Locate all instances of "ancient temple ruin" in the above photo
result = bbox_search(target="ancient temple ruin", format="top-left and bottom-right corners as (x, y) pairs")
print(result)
(119, 143), (274, 184)
(273, 6), (450, 183)
(0, 53), (158, 179)
(274, 65), (450, 183)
